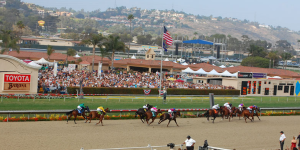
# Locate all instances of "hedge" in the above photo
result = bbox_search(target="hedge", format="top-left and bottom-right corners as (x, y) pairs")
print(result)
(67, 87), (240, 95)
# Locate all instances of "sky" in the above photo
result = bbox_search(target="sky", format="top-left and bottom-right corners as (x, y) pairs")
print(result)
(22, 0), (300, 31)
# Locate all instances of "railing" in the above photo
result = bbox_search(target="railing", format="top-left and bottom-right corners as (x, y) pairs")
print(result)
(81, 144), (183, 150)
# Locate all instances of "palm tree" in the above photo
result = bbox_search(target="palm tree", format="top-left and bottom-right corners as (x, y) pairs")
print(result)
(104, 35), (126, 70)
(127, 14), (134, 58)
(16, 21), (25, 39)
(280, 52), (292, 70)
(81, 33), (105, 71)
(47, 45), (54, 60)
(98, 43), (109, 63)
(0, 30), (19, 54)
(66, 48), (76, 64)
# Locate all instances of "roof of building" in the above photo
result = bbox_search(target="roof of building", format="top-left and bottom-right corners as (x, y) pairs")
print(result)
(80, 55), (110, 65)
(79, 61), (90, 65)
(6, 51), (78, 62)
(145, 49), (156, 55)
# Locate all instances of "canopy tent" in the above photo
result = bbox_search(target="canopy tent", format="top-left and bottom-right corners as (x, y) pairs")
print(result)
(131, 55), (136, 59)
(231, 72), (238, 77)
(220, 70), (234, 76)
(183, 39), (214, 45)
(167, 78), (176, 81)
(267, 76), (281, 79)
(23, 59), (32, 64)
(164, 58), (169, 61)
(28, 61), (42, 69)
(175, 79), (185, 82)
(34, 58), (49, 64)
(181, 67), (195, 73)
(74, 54), (81, 58)
(181, 62), (189, 65)
(207, 69), (220, 76)
(194, 68), (207, 74)
(219, 65), (226, 68)
(229, 65), (234, 67)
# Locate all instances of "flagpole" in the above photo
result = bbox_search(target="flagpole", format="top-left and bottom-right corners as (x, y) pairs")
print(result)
(160, 23), (164, 96)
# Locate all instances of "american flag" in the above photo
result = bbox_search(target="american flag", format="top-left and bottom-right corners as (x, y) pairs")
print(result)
(143, 89), (151, 95)
(163, 26), (173, 46)
(159, 90), (164, 95)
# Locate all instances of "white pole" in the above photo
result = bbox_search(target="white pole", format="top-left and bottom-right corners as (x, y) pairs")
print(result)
(160, 24), (164, 96)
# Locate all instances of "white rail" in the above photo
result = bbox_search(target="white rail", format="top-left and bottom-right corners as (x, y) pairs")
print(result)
(81, 144), (183, 150)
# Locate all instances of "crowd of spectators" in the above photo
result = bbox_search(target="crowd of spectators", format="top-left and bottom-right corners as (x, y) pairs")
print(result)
(37, 68), (235, 93)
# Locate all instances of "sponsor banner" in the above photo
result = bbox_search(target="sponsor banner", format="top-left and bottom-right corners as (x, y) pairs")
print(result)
(4, 74), (31, 83)
(253, 73), (267, 79)
(237, 72), (252, 78)
(143, 89), (151, 95)
(4, 83), (30, 91)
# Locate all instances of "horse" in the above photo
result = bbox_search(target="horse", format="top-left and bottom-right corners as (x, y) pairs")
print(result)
(85, 108), (110, 125)
(229, 106), (236, 119)
(204, 109), (219, 123)
(252, 107), (261, 121)
(233, 107), (243, 120)
(135, 105), (153, 123)
(241, 107), (255, 123)
(66, 106), (90, 124)
(158, 111), (181, 127)
(144, 109), (162, 125)
(219, 106), (231, 122)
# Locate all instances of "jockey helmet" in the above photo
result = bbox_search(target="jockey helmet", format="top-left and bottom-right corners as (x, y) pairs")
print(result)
(155, 106), (157, 108)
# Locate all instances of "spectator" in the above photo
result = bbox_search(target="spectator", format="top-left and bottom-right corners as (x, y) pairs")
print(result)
(182, 135), (196, 150)
(291, 136), (297, 150)
(279, 131), (286, 150)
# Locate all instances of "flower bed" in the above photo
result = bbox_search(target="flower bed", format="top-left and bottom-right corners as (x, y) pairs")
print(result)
(1, 111), (300, 122)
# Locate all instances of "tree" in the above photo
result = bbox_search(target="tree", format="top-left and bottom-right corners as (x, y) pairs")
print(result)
(297, 40), (300, 49)
(280, 52), (292, 70)
(127, 14), (134, 58)
(266, 51), (280, 68)
(0, 30), (19, 54)
(193, 32), (198, 40)
(66, 48), (76, 63)
(104, 35), (125, 70)
(98, 43), (109, 63)
(241, 56), (269, 68)
(47, 45), (54, 60)
(16, 21), (25, 39)
(247, 44), (267, 58)
(80, 33), (105, 71)
(75, 13), (85, 19)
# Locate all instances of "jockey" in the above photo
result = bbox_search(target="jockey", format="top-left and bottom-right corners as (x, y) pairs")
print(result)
(247, 105), (254, 112)
(143, 104), (149, 111)
(224, 102), (231, 113)
(168, 108), (176, 118)
(150, 106), (157, 117)
(212, 104), (220, 110)
(238, 103), (244, 112)
(97, 106), (105, 115)
(77, 103), (85, 113)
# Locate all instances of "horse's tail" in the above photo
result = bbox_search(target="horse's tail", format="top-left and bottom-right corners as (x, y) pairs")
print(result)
(204, 110), (209, 117)
(66, 110), (74, 116)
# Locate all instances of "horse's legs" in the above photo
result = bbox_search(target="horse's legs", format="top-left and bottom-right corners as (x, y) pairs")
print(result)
(67, 113), (72, 124)
(166, 120), (171, 127)
(148, 117), (156, 125)
(74, 114), (77, 124)
(256, 113), (261, 120)
(174, 118), (179, 127)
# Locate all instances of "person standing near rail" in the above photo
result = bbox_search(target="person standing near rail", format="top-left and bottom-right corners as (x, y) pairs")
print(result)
(279, 131), (286, 150)
(182, 135), (196, 150)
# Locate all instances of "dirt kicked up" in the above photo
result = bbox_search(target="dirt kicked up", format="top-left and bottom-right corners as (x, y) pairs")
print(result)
(0, 116), (299, 150)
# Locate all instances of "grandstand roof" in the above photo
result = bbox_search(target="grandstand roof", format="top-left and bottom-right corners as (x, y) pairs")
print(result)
(6, 51), (77, 61)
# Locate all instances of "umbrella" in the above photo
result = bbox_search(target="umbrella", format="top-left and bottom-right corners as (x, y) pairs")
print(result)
(175, 79), (184, 82)
(167, 78), (176, 81)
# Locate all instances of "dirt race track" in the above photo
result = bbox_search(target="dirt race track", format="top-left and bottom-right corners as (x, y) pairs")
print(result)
(1, 116), (300, 150)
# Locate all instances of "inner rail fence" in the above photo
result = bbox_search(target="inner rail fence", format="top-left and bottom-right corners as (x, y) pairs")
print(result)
(79, 144), (232, 150)
(1, 93), (300, 103)
(1, 107), (300, 122)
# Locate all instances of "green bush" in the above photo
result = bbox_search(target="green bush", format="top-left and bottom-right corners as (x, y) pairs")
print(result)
(67, 87), (240, 95)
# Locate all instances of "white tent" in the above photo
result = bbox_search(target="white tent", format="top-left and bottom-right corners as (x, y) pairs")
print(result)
(212, 64), (216, 66)
(164, 58), (169, 61)
(207, 69), (220, 76)
(232, 72), (238, 77)
(219, 65), (226, 68)
(28, 61), (42, 68)
(177, 58), (185, 63)
(34, 58), (49, 64)
(229, 65), (234, 67)
(182, 67), (195, 73)
(194, 68), (207, 74)
(181, 62), (188, 65)
(131, 55), (136, 59)
(53, 61), (58, 77)
(220, 70), (234, 76)
(74, 54), (80, 58)
(267, 76), (281, 79)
